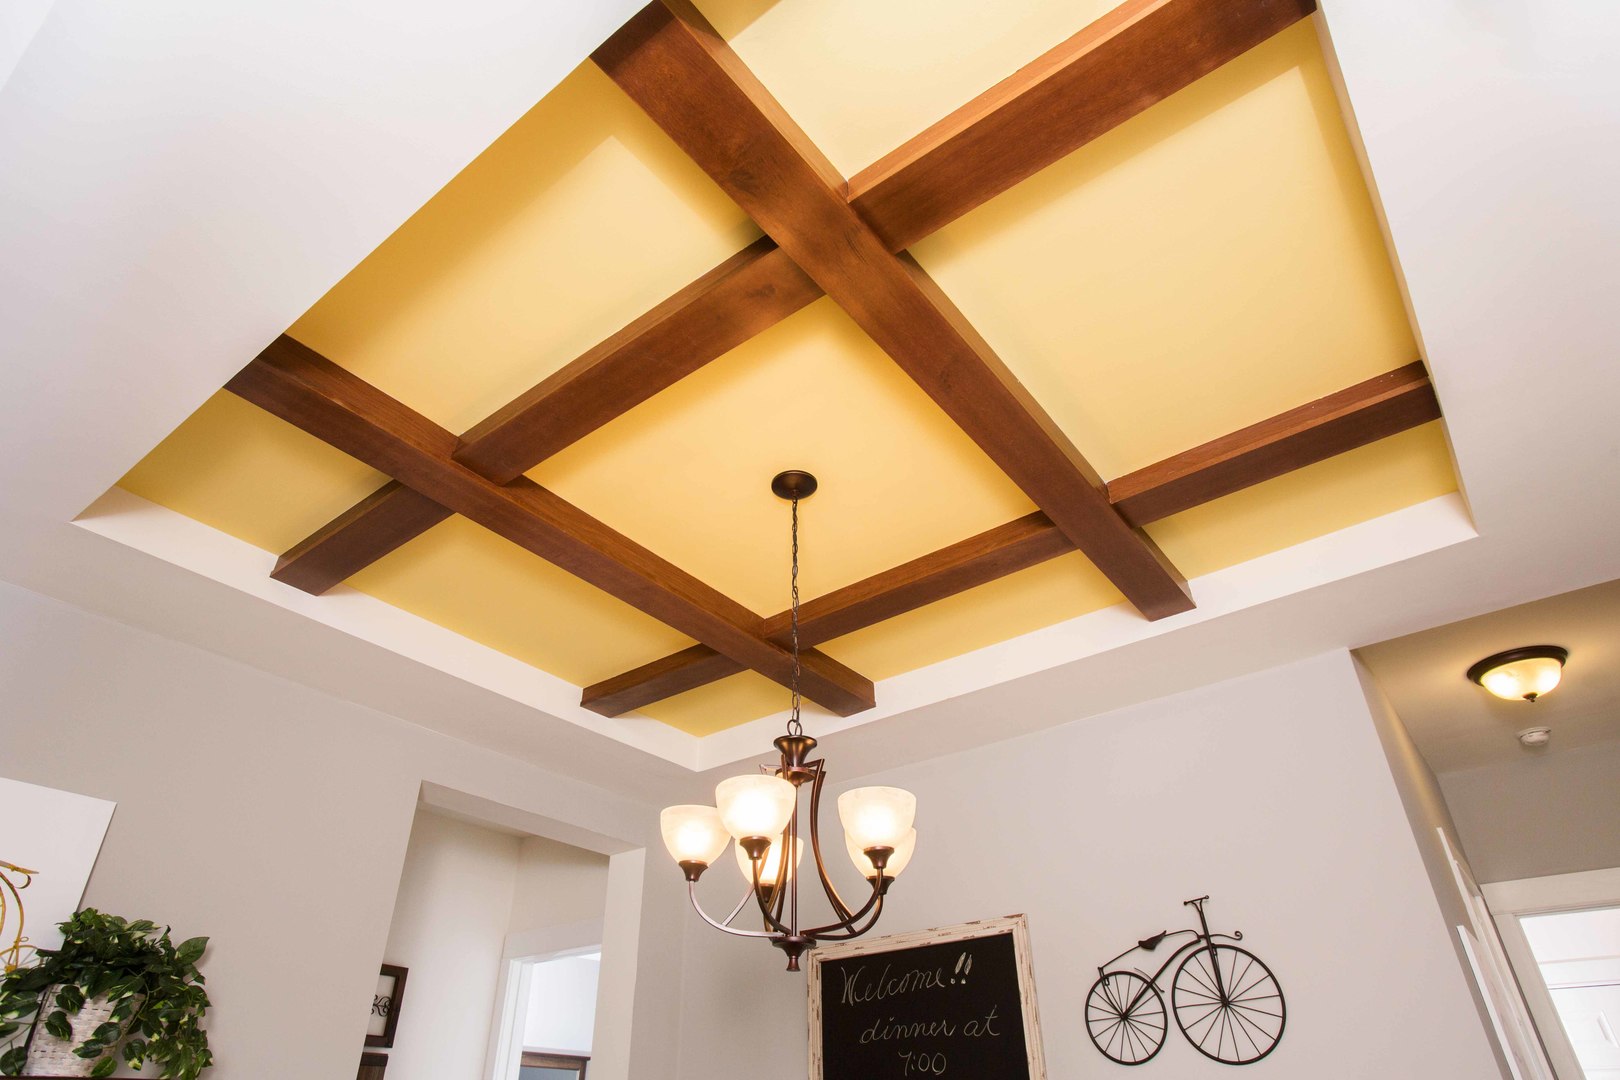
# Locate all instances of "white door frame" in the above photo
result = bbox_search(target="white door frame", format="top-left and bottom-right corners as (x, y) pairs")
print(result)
(1484, 867), (1620, 1080)
(485, 920), (605, 1080)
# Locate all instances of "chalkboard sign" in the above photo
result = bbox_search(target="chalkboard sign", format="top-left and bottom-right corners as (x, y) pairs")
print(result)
(808, 915), (1047, 1080)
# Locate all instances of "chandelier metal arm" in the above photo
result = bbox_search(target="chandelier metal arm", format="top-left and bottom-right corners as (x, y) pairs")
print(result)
(805, 763), (858, 923)
(801, 872), (886, 938)
(718, 886), (753, 928)
(806, 890), (887, 942)
(687, 881), (783, 940)
(749, 855), (793, 937)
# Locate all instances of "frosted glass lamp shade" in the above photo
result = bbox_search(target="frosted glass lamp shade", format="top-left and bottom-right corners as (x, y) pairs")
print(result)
(1468, 646), (1568, 702)
(846, 828), (916, 880)
(735, 836), (804, 886)
(660, 805), (729, 867)
(715, 774), (797, 840)
(838, 786), (917, 851)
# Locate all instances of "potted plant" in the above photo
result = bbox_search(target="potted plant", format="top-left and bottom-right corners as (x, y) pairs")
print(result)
(0, 909), (212, 1078)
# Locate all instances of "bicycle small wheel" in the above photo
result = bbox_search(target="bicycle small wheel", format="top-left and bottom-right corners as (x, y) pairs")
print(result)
(1086, 970), (1167, 1065)
(1171, 944), (1286, 1064)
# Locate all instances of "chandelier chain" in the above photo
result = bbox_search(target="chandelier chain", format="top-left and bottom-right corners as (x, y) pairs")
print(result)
(788, 495), (802, 737)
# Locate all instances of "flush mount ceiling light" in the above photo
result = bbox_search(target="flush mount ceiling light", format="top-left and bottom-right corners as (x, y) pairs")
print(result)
(1466, 645), (1569, 702)
(658, 471), (917, 972)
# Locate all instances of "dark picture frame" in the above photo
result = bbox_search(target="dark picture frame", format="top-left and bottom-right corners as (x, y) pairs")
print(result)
(365, 964), (409, 1048)
(357, 1051), (389, 1079)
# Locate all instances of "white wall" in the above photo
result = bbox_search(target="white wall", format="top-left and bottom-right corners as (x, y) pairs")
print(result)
(511, 837), (611, 936)
(0, 576), (1527, 1080)
(674, 651), (1503, 1079)
(0, 580), (677, 1080)
(1441, 739), (1620, 885)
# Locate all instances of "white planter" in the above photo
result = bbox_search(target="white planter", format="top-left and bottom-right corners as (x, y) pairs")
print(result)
(22, 987), (124, 1077)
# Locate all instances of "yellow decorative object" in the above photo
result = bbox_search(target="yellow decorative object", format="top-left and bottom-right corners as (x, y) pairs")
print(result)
(0, 859), (38, 973)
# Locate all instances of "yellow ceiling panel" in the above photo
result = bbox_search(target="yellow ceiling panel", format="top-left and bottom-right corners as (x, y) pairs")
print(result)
(120, 392), (386, 554)
(531, 297), (1036, 616)
(639, 669), (788, 738)
(911, 22), (1417, 480)
(699, 0), (1119, 175)
(349, 517), (696, 687)
(821, 550), (1121, 680)
(288, 61), (760, 434)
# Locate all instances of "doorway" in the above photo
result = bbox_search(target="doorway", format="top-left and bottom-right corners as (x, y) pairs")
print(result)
(1520, 907), (1620, 1079)
(512, 951), (599, 1077)
(1487, 869), (1620, 1080)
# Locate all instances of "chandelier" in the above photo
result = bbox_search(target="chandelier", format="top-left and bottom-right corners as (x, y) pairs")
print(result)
(658, 471), (918, 971)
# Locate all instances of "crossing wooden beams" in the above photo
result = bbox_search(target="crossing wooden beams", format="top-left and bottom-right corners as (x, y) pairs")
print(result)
(231, 337), (875, 716)
(594, 0), (1192, 620)
(580, 362), (1438, 714)
(275, 0), (1314, 605)
(220, 0), (1441, 725)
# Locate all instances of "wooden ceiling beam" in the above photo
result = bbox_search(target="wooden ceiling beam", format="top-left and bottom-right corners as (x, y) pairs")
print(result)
(582, 363), (1440, 713)
(271, 481), (451, 594)
(1108, 361), (1441, 526)
(230, 336), (875, 716)
(848, 0), (1319, 251)
(595, 0), (1193, 622)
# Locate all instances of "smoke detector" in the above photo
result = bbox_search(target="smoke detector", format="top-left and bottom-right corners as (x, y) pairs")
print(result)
(1517, 726), (1552, 749)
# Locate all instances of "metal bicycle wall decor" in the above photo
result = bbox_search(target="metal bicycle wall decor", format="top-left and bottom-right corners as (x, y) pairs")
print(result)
(1085, 896), (1285, 1066)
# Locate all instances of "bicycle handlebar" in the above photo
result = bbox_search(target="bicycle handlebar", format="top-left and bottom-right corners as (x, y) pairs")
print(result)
(1183, 895), (1211, 907)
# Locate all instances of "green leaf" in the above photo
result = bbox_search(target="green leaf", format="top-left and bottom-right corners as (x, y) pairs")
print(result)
(0, 1045), (27, 1075)
(86, 968), (118, 1001)
(73, 1040), (104, 1058)
(0, 995), (36, 1020)
(123, 1037), (146, 1065)
(126, 920), (156, 935)
(44, 1009), (71, 1039)
(91, 1020), (122, 1044)
(55, 983), (86, 1013)
(90, 1054), (118, 1078)
(9, 969), (50, 994)
(174, 938), (207, 967)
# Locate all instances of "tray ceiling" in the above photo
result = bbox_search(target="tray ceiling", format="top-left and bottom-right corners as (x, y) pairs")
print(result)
(116, 0), (1456, 736)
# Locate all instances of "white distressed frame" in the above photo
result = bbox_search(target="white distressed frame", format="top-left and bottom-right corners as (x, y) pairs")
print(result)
(806, 914), (1047, 1080)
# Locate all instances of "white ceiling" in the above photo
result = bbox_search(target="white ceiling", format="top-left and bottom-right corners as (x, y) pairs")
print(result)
(1359, 578), (1620, 775)
(2, 0), (1619, 805)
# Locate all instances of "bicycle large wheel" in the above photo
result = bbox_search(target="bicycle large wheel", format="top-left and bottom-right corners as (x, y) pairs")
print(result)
(1086, 970), (1167, 1065)
(1171, 944), (1285, 1064)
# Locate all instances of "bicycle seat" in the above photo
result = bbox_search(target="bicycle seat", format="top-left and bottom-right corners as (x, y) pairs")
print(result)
(1137, 931), (1169, 951)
